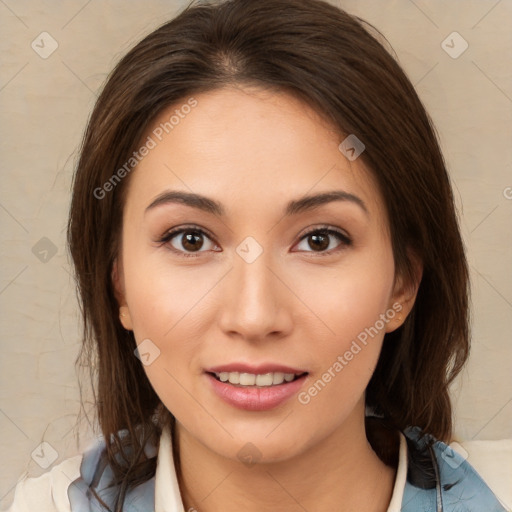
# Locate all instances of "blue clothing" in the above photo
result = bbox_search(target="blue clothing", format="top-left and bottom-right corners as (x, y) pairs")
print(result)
(401, 428), (506, 511)
(67, 426), (506, 511)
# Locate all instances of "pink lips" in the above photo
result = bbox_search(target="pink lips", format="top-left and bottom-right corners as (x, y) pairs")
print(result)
(204, 362), (309, 411)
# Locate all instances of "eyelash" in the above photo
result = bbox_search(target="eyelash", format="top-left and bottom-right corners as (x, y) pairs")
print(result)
(157, 224), (352, 258)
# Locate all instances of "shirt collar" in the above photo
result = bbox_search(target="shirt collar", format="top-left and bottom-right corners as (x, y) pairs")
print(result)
(155, 422), (185, 512)
(386, 431), (408, 511)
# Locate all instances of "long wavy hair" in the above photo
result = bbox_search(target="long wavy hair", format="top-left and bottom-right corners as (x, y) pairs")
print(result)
(67, 0), (470, 509)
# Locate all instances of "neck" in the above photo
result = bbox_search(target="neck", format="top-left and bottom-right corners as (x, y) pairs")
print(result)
(174, 408), (397, 512)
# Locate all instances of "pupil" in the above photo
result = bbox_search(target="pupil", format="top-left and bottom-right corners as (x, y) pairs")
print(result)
(309, 233), (329, 251)
(182, 231), (203, 251)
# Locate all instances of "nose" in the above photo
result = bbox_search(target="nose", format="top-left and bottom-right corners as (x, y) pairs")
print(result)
(217, 251), (294, 342)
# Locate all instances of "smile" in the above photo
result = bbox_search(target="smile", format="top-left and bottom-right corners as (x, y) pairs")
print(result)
(212, 371), (305, 387)
(206, 371), (309, 411)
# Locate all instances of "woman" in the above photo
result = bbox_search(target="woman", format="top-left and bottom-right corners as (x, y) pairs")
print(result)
(6, 0), (511, 511)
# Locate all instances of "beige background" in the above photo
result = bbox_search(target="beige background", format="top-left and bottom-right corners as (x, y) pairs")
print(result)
(0, 0), (511, 507)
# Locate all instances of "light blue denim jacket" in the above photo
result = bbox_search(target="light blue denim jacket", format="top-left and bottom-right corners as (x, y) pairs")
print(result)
(68, 426), (506, 512)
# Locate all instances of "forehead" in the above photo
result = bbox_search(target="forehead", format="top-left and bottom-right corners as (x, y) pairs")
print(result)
(124, 86), (386, 223)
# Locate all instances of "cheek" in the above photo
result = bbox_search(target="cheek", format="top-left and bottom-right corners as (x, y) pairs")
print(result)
(123, 257), (211, 416)
(122, 250), (221, 395)
(293, 252), (395, 344)
(123, 248), (218, 337)
(293, 251), (395, 400)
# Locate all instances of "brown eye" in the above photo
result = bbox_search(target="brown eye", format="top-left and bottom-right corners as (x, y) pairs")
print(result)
(160, 226), (219, 255)
(308, 233), (330, 251)
(295, 228), (352, 253)
(180, 230), (205, 252)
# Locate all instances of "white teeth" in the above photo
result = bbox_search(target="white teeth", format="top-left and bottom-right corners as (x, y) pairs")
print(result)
(273, 372), (285, 385)
(239, 373), (256, 386)
(255, 373), (273, 386)
(228, 372), (240, 384)
(214, 371), (302, 387)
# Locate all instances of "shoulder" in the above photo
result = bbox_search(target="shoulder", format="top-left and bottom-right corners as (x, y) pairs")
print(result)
(402, 427), (512, 512)
(3, 455), (82, 512)
(457, 437), (512, 510)
(4, 429), (158, 512)
(66, 432), (156, 512)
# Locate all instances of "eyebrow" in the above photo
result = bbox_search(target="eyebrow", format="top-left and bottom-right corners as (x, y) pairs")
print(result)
(145, 190), (368, 217)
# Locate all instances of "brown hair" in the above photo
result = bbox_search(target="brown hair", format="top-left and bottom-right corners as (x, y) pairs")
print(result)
(67, 0), (470, 509)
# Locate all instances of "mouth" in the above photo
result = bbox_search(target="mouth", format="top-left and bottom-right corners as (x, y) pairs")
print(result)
(207, 371), (308, 388)
(205, 368), (309, 411)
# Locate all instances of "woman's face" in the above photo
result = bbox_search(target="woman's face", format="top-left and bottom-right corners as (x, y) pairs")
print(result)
(115, 86), (410, 462)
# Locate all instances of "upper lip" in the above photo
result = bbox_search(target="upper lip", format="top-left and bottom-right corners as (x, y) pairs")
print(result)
(206, 363), (308, 374)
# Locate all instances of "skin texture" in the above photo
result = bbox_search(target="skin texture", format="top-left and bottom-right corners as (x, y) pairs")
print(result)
(114, 85), (421, 511)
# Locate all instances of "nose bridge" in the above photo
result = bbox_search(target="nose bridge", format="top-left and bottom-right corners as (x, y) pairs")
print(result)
(218, 248), (292, 340)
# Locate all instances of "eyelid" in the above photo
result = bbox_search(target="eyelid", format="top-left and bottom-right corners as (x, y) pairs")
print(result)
(157, 224), (220, 257)
(296, 224), (351, 241)
(292, 225), (352, 254)
(158, 224), (217, 243)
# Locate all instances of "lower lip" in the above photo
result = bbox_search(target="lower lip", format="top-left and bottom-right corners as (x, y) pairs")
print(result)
(206, 373), (308, 411)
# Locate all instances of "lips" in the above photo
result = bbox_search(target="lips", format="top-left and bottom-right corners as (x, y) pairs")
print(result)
(204, 362), (309, 411)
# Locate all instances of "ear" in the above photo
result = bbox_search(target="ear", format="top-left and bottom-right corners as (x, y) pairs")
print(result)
(385, 250), (423, 333)
(112, 257), (133, 331)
